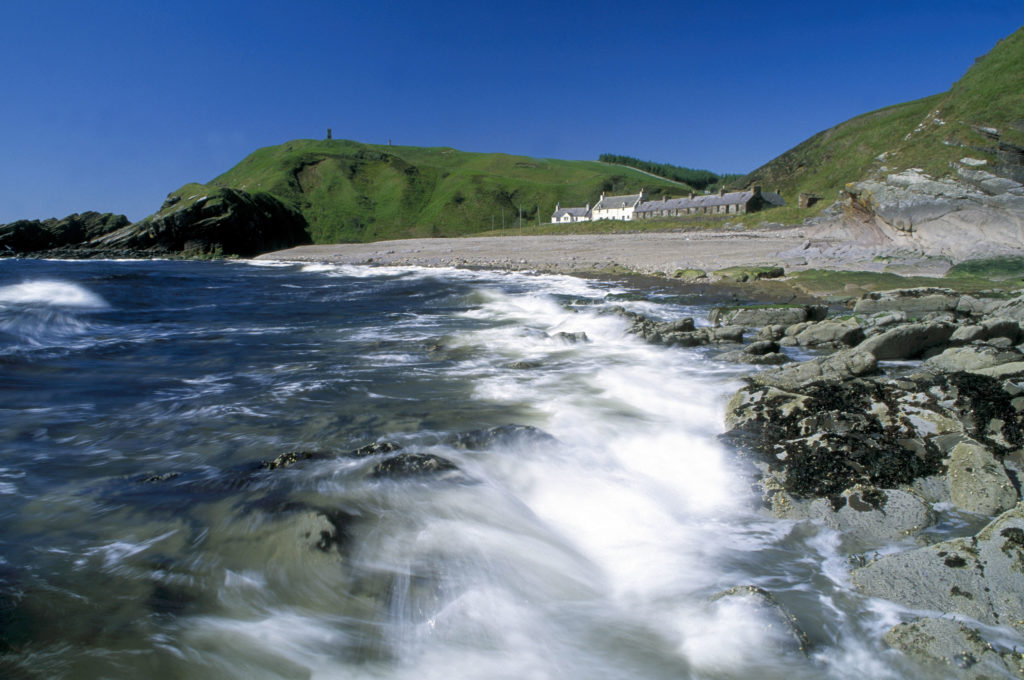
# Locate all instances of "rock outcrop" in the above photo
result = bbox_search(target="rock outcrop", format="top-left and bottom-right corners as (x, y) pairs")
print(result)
(843, 166), (1024, 260)
(0, 211), (129, 254)
(93, 188), (311, 257)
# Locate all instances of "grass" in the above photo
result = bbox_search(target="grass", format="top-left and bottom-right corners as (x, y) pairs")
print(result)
(166, 139), (693, 244)
(785, 268), (1021, 297)
(735, 26), (1024, 203)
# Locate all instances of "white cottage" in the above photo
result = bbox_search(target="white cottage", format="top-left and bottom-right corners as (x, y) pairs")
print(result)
(590, 190), (645, 221)
(551, 202), (592, 223)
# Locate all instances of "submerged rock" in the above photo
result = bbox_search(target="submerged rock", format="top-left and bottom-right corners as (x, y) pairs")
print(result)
(370, 453), (463, 480)
(708, 586), (810, 656)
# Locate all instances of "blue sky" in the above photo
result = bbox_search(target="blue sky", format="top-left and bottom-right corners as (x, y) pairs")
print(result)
(1, 0), (1021, 224)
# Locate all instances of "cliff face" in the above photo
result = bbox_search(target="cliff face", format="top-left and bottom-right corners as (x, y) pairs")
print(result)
(0, 190), (311, 259)
(93, 188), (311, 257)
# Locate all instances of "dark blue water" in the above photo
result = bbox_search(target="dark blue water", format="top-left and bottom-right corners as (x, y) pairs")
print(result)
(0, 259), (933, 679)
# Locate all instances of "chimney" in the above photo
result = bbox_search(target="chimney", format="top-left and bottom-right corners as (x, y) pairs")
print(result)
(555, 202), (560, 211)
(752, 185), (762, 196)
(327, 128), (332, 140)
(689, 192), (695, 199)
(719, 188), (726, 196)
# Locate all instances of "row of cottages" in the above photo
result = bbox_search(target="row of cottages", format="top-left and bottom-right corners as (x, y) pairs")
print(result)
(552, 186), (784, 223)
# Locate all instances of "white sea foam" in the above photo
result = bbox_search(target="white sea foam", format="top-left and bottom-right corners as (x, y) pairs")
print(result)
(0, 280), (109, 309)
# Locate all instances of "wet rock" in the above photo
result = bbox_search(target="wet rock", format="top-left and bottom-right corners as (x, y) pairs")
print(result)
(446, 424), (556, 450)
(708, 586), (809, 656)
(923, 345), (1024, 373)
(552, 331), (589, 344)
(884, 617), (1024, 680)
(856, 322), (956, 360)
(809, 487), (934, 549)
(794, 318), (865, 348)
(369, 453), (463, 480)
(744, 340), (781, 356)
(948, 442), (1019, 516)
(852, 504), (1024, 634)
(627, 314), (742, 347)
(748, 349), (877, 389)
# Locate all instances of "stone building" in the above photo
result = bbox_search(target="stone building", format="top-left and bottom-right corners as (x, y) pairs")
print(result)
(590, 190), (645, 221)
(633, 186), (784, 219)
(551, 203), (592, 223)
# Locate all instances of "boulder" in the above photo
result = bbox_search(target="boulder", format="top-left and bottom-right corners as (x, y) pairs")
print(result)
(948, 442), (1019, 516)
(709, 305), (826, 328)
(855, 322), (956, 360)
(884, 617), (1024, 679)
(708, 586), (809, 656)
(950, 318), (1023, 345)
(922, 345), (1024, 373)
(794, 319), (865, 348)
(852, 504), (1024, 634)
(748, 349), (877, 390)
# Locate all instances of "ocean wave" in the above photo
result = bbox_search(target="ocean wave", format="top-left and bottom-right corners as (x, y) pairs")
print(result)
(0, 280), (109, 309)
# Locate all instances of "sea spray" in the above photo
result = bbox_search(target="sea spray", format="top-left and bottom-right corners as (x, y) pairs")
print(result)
(0, 259), (945, 679)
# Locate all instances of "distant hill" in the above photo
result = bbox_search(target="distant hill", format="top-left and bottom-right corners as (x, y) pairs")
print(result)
(737, 25), (1024, 203)
(157, 141), (693, 243)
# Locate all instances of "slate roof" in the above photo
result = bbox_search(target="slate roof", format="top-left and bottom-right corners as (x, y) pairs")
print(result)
(593, 193), (643, 211)
(636, 189), (786, 213)
(552, 206), (590, 219)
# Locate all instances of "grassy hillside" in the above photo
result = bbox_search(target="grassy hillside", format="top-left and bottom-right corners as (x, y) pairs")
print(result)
(162, 140), (690, 243)
(738, 25), (1024, 204)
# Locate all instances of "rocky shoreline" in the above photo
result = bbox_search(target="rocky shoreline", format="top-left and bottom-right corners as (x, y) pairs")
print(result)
(619, 286), (1024, 678)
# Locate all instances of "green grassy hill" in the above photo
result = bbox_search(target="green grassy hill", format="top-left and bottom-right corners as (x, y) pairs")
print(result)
(160, 140), (690, 243)
(737, 25), (1024, 204)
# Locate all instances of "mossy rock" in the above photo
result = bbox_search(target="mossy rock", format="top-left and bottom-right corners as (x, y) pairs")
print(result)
(671, 268), (707, 280)
(713, 265), (785, 282)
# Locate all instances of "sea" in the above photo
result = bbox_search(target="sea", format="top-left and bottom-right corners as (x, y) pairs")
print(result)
(0, 258), (937, 679)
